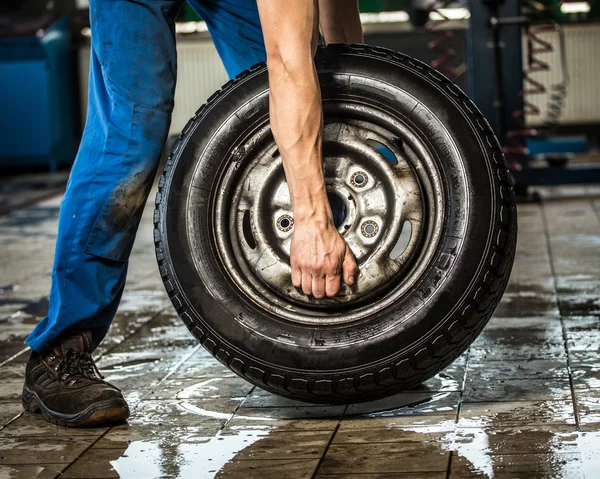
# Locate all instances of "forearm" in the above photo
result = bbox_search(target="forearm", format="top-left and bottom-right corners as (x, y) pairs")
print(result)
(256, 0), (359, 296)
(268, 58), (331, 223)
(318, 0), (363, 44)
(257, 0), (331, 224)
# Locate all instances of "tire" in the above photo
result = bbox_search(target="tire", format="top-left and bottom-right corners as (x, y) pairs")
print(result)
(154, 44), (517, 404)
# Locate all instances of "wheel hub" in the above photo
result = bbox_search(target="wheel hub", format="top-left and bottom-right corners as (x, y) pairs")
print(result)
(213, 102), (443, 325)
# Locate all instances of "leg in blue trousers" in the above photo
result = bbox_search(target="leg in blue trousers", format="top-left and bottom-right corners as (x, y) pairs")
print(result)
(26, 0), (266, 353)
(23, 0), (267, 427)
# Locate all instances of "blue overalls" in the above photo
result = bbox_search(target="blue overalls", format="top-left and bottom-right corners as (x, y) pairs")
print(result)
(27, 0), (267, 352)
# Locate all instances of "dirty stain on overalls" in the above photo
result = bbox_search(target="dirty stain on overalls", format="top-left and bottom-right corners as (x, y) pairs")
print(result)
(27, 0), (267, 352)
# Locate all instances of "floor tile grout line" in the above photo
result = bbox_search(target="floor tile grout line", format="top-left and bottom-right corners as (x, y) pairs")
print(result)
(130, 343), (202, 409)
(445, 450), (454, 479)
(229, 385), (256, 413)
(216, 385), (256, 439)
(456, 347), (470, 420)
(56, 423), (117, 478)
(539, 201), (581, 431)
(310, 405), (347, 479)
(451, 347), (470, 424)
(0, 411), (25, 432)
(0, 347), (30, 368)
(446, 346), (470, 478)
(94, 304), (173, 363)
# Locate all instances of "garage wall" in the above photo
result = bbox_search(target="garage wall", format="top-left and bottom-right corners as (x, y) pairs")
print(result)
(77, 23), (600, 137)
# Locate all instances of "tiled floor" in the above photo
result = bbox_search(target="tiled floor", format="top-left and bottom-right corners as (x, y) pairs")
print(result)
(1, 184), (600, 478)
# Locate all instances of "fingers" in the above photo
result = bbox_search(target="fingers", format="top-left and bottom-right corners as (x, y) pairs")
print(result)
(342, 246), (359, 286)
(325, 273), (342, 297)
(291, 262), (302, 289)
(295, 266), (334, 298)
(312, 273), (326, 299)
(290, 230), (358, 298)
(296, 264), (333, 299)
(294, 251), (357, 298)
(301, 267), (312, 296)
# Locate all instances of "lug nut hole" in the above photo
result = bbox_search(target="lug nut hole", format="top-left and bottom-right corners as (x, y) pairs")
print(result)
(361, 221), (379, 238)
(351, 171), (369, 188)
(277, 215), (294, 232)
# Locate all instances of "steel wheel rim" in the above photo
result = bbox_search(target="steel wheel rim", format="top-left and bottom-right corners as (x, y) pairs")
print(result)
(211, 99), (445, 325)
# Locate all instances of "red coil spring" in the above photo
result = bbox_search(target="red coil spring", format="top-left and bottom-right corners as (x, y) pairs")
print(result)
(503, 2), (563, 169)
(425, 0), (461, 81)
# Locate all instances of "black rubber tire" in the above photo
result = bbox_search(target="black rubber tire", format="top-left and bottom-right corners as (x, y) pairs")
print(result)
(154, 44), (517, 404)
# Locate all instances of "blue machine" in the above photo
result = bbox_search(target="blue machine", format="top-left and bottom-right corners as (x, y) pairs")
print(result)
(0, 16), (75, 171)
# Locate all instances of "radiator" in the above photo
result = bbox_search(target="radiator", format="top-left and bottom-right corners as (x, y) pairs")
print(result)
(525, 23), (600, 126)
(170, 41), (229, 135)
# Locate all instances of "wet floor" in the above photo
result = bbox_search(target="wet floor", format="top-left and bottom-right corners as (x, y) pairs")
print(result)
(1, 184), (600, 478)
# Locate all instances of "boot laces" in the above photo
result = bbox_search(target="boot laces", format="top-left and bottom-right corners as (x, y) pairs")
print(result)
(56, 349), (105, 383)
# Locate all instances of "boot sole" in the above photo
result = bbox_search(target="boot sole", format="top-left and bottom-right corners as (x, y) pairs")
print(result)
(22, 386), (129, 428)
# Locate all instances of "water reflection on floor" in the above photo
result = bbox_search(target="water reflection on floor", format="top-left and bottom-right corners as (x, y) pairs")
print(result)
(1, 189), (600, 478)
(111, 430), (271, 479)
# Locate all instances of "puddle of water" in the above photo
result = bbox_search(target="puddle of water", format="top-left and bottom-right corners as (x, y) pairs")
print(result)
(102, 386), (600, 479)
(111, 427), (271, 479)
(399, 418), (493, 477)
(449, 419), (494, 478)
(177, 400), (277, 423)
(399, 400), (597, 478)
(178, 401), (234, 421)
(175, 378), (231, 399)
(117, 290), (169, 313)
(348, 384), (458, 417)
(555, 431), (600, 479)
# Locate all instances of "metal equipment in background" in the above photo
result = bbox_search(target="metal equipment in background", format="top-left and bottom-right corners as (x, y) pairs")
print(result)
(424, 0), (466, 81)
(464, 0), (600, 188)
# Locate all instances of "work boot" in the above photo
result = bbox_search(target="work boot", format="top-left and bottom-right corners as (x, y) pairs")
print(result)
(22, 330), (129, 427)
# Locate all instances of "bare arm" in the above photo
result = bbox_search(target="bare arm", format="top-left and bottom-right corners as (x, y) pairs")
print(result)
(256, 0), (358, 298)
(318, 0), (363, 44)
